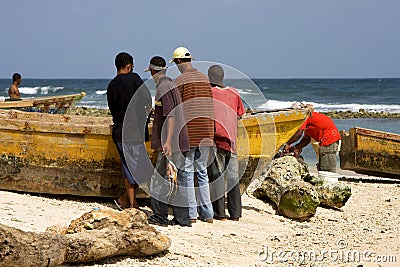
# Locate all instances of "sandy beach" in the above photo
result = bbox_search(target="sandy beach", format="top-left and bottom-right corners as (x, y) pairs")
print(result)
(1, 173), (399, 267)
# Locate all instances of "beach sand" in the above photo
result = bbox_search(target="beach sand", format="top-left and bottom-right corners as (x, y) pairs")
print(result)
(1, 176), (399, 267)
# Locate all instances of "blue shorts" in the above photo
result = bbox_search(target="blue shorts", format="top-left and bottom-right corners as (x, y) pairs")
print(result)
(115, 142), (153, 185)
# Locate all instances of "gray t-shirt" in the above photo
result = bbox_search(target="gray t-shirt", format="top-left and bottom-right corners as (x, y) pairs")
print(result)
(151, 76), (190, 153)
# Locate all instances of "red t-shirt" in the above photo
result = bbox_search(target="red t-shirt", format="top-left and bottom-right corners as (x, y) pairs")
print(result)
(300, 112), (340, 147)
(211, 86), (245, 153)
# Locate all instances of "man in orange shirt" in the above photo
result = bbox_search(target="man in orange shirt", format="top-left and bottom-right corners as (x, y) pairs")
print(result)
(285, 112), (341, 172)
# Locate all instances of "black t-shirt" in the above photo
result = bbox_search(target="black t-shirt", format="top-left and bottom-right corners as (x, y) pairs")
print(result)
(107, 72), (151, 143)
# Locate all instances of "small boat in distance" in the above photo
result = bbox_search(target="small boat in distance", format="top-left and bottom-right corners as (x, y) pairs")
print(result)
(0, 92), (86, 114)
(340, 127), (400, 178)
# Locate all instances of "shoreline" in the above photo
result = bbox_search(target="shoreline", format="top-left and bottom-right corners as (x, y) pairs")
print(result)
(67, 106), (400, 119)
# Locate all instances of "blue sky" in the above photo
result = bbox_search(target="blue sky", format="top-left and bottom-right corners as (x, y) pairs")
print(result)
(1, 0), (399, 78)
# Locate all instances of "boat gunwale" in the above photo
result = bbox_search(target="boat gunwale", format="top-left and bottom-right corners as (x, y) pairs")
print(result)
(353, 127), (400, 142)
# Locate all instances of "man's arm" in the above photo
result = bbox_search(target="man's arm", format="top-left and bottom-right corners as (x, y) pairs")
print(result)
(162, 116), (175, 157)
(284, 129), (303, 151)
(293, 134), (311, 154)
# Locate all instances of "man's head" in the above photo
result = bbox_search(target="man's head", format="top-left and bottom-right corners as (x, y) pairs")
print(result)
(115, 52), (134, 73)
(144, 56), (167, 77)
(12, 73), (21, 84)
(169, 47), (195, 73)
(169, 47), (196, 63)
(208, 65), (225, 87)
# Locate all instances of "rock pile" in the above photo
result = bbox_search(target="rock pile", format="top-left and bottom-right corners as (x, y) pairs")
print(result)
(254, 156), (351, 220)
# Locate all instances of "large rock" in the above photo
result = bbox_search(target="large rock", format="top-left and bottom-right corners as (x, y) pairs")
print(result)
(254, 156), (320, 220)
(0, 208), (170, 267)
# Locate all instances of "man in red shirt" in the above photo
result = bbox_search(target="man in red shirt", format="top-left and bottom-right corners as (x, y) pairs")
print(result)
(285, 112), (341, 172)
(208, 65), (245, 221)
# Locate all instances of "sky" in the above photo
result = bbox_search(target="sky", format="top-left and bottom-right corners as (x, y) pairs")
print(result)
(1, 0), (399, 79)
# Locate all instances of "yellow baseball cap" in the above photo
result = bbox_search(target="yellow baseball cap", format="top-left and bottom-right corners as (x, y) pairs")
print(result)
(169, 47), (196, 63)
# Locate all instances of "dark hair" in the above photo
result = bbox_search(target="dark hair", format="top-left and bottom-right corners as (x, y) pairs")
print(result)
(175, 58), (191, 63)
(12, 73), (21, 81)
(150, 56), (166, 68)
(115, 52), (133, 71)
(149, 56), (166, 73)
(208, 65), (224, 80)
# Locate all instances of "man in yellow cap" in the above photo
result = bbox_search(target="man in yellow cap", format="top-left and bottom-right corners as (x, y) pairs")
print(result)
(170, 46), (214, 223)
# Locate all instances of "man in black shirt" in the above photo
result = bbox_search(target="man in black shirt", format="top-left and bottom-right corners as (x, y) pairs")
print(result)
(107, 52), (152, 209)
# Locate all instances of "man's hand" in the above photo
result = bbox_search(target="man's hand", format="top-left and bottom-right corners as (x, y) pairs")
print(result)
(284, 143), (292, 153)
(162, 142), (172, 158)
(293, 146), (302, 157)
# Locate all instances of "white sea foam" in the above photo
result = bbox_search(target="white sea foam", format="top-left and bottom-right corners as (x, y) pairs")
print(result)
(96, 90), (107, 95)
(257, 100), (295, 110)
(237, 88), (259, 95)
(257, 100), (400, 113)
(19, 86), (64, 95)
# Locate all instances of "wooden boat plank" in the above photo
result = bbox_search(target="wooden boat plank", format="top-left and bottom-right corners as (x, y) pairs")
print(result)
(0, 92), (86, 112)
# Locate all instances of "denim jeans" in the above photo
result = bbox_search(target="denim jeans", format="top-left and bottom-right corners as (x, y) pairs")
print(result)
(184, 146), (214, 220)
(150, 152), (191, 226)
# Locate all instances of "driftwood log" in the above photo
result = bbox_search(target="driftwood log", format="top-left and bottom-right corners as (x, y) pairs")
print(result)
(0, 209), (170, 267)
(254, 156), (320, 220)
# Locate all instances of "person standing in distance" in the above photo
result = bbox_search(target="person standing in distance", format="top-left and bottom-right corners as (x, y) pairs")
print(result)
(107, 52), (152, 210)
(170, 47), (214, 223)
(208, 65), (245, 221)
(9, 73), (22, 100)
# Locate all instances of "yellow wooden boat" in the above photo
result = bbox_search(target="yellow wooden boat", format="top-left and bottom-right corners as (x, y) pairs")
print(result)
(340, 127), (400, 178)
(0, 108), (310, 197)
(0, 92), (86, 113)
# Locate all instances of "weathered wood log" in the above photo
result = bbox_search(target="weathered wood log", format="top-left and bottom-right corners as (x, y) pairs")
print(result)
(253, 156), (320, 220)
(302, 174), (352, 208)
(0, 209), (170, 267)
(0, 224), (67, 267)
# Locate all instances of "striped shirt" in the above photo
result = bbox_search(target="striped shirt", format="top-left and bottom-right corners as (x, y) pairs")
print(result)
(175, 68), (214, 148)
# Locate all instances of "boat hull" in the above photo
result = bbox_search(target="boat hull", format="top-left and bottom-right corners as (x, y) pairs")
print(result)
(0, 108), (309, 197)
(0, 92), (86, 113)
(339, 127), (400, 178)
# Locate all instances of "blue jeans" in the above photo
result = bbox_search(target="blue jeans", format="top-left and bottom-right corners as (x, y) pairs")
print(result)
(184, 146), (214, 220)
